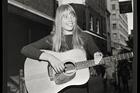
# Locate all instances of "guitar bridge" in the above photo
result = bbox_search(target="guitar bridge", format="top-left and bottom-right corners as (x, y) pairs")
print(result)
(54, 72), (76, 85)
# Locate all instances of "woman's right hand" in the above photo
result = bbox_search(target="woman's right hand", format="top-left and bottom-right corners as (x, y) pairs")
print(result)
(39, 52), (65, 73)
(48, 56), (65, 73)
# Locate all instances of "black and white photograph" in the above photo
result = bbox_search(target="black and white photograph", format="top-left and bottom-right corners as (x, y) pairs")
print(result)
(3, 0), (137, 93)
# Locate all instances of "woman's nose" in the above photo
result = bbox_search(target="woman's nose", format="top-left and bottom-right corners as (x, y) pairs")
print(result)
(67, 16), (73, 21)
(69, 17), (75, 23)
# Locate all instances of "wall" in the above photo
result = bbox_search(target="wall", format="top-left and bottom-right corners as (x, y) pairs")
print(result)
(86, 0), (109, 55)
(14, 0), (56, 18)
(7, 12), (52, 76)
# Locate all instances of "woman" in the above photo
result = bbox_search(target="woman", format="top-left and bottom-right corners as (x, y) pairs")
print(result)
(57, 0), (87, 30)
(21, 4), (103, 93)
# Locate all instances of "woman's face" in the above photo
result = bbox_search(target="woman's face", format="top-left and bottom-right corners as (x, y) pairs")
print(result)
(61, 11), (76, 32)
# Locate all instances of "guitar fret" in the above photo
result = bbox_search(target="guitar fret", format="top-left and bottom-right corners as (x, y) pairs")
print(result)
(75, 52), (133, 70)
(88, 61), (92, 67)
(86, 60), (94, 67)
(84, 61), (88, 67)
(89, 60), (93, 67)
(78, 62), (83, 69)
(76, 61), (87, 69)
(75, 60), (95, 70)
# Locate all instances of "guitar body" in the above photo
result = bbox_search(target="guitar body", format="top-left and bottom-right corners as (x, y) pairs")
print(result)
(24, 49), (90, 93)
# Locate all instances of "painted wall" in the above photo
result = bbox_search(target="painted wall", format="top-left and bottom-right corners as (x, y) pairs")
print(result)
(7, 12), (52, 76)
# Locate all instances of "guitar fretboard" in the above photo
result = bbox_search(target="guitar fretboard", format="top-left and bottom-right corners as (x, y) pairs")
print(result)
(75, 52), (133, 70)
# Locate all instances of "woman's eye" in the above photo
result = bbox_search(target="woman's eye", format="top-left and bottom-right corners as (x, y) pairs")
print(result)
(63, 14), (75, 21)
(71, 16), (75, 19)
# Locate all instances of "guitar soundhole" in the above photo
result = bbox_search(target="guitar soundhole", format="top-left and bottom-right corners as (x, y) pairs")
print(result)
(55, 62), (76, 85)
(64, 61), (76, 73)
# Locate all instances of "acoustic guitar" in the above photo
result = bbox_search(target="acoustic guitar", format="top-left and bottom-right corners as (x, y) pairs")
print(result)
(24, 49), (133, 93)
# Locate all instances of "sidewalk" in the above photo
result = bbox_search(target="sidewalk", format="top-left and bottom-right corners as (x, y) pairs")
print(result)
(88, 76), (133, 93)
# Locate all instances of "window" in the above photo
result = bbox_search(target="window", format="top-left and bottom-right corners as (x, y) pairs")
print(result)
(113, 33), (117, 37)
(90, 17), (93, 31)
(112, 4), (116, 10)
(112, 14), (116, 17)
(96, 20), (100, 34)
(112, 23), (117, 29)
(113, 33), (118, 41)
(120, 34), (126, 42)
(112, 14), (116, 19)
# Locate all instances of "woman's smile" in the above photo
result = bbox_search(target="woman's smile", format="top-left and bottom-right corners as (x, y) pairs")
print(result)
(66, 22), (73, 27)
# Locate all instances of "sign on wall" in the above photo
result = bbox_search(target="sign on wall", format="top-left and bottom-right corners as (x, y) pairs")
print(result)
(119, 1), (132, 13)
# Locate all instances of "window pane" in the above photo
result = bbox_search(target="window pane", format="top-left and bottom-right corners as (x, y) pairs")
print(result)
(112, 23), (117, 29)
(112, 4), (116, 10)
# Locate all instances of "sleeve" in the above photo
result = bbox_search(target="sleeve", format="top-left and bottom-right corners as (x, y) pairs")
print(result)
(82, 32), (100, 59)
(21, 35), (53, 60)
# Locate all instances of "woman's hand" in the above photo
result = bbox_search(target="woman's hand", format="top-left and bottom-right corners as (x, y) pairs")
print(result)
(94, 52), (103, 65)
(48, 56), (65, 73)
(39, 52), (65, 73)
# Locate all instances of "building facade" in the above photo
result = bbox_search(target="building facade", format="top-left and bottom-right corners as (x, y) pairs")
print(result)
(108, 0), (129, 49)
(86, 0), (111, 55)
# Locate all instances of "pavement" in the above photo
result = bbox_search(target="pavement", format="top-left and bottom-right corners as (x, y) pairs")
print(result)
(88, 75), (133, 93)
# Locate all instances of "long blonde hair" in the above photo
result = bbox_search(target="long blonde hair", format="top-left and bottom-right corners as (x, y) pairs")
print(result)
(52, 4), (84, 52)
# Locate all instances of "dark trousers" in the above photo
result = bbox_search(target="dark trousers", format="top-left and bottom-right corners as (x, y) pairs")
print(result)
(59, 83), (88, 93)
(88, 75), (104, 93)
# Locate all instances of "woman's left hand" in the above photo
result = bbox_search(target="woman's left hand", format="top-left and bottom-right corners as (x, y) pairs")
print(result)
(94, 52), (103, 65)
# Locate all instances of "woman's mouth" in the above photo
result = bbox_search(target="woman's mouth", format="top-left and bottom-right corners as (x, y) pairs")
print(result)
(67, 23), (73, 26)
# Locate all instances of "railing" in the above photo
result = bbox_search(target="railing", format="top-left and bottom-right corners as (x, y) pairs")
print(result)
(7, 69), (28, 93)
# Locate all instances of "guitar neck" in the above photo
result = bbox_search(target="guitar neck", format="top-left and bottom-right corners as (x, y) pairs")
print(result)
(75, 52), (133, 70)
